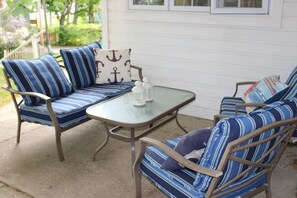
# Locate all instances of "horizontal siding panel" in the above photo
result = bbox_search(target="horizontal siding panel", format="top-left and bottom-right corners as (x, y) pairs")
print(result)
(109, 32), (297, 58)
(108, 22), (297, 45)
(108, 9), (283, 28)
(283, 2), (297, 17)
(282, 17), (297, 29)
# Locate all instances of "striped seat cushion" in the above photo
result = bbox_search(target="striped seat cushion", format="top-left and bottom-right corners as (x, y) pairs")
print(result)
(140, 137), (205, 198)
(60, 41), (101, 89)
(194, 97), (297, 193)
(20, 92), (106, 128)
(219, 97), (247, 116)
(141, 138), (267, 198)
(75, 81), (134, 98)
(2, 55), (73, 106)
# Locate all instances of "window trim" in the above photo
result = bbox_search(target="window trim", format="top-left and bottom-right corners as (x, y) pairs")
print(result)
(210, 0), (270, 14)
(128, 0), (169, 10)
(169, 0), (210, 12)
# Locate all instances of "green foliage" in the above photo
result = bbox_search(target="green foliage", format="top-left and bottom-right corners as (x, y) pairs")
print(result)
(54, 24), (101, 46)
(0, 68), (12, 106)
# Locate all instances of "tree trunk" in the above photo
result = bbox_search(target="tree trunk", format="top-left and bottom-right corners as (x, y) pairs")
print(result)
(88, 4), (94, 23)
(73, 0), (78, 24)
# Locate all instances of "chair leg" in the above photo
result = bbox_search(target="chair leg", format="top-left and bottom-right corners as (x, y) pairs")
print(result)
(265, 185), (272, 198)
(16, 119), (22, 144)
(133, 166), (142, 198)
(55, 129), (65, 162)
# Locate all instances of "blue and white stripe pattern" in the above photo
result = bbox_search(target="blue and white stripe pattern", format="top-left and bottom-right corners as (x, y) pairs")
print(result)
(282, 66), (297, 100)
(19, 92), (106, 128)
(60, 42), (101, 89)
(76, 81), (135, 98)
(2, 55), (73, 106)
(140, 137), (205, 198)
(219, 97), (247, 116)
(194, 97), (297, 193)
(140, 98), (297, 198)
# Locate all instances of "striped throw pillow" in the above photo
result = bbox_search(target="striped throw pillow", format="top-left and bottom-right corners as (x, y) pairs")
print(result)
(2, 55), (73, 106)
(193, 97), (297, 192)
(60, 41), (101, 89)
(242, 75), (288, 112)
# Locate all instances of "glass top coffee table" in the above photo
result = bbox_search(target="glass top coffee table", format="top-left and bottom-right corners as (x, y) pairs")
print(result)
(86, 86), (195, 164)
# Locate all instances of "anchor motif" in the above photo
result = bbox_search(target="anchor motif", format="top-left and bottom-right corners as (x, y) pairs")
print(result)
(124, 59), (130, 66)
(95, 61), (104, 78)
(108, 67), (123, 83)
(106, 50), (122, 62)
(93, 48), (99, 55)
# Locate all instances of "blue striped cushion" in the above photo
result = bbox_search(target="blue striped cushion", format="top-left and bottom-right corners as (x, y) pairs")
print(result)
(194, 97), (297, 193)
(60, 42), (101, 89)
(140, 137), (204, 198)
(141, 138), (267, 198)
(282, 66), (297, 100)
(75, 81), (134, 98)
(19, 92), (106, 128)
(219, 97), (247, 116)
(2, 55), (73, 106)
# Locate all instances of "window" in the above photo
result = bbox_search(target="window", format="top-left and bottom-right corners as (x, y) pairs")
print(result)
(211, 0), (269, 13)
(128, 0), (269, 14)
(129, 0), (168, 10)
(169, 0), (210, 11)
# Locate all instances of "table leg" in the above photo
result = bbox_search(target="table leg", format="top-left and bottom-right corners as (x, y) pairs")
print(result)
(175, 110), (188, 133)
(93, 122), (110, 161)
(130, 128), (136, 165)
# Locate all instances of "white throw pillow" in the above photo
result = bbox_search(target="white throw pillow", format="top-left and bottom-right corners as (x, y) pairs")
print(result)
(93, 48), (132, 84)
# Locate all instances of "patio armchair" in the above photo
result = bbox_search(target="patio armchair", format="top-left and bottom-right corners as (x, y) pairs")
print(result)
(133, 98), (297, 198)
(1, 41), (143, 161)
(214, 66), (297, 126)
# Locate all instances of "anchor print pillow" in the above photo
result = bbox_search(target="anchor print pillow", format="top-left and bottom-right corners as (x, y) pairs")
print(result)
(93, 48), (132, 84)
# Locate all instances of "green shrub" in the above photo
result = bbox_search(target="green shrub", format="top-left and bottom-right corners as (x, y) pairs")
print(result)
(54, 24), (101, 46)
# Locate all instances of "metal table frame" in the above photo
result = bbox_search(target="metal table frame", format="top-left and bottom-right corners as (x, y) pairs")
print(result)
(86, 86), (196, 165)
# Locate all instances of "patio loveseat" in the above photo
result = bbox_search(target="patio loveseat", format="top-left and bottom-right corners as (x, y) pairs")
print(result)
(1, 41), (143, 161)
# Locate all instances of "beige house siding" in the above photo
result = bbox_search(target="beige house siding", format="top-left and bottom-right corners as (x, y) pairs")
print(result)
(102, 0), (297, 119)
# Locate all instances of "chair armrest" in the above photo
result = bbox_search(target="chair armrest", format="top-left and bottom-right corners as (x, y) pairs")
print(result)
(131, 65), (143, 81)
(233, 81), (257, 97)
(213, 114), (228, 126)
(136, 137), (223, 178)
(235, 103), (266, 115)
(2, 85), (51, 101)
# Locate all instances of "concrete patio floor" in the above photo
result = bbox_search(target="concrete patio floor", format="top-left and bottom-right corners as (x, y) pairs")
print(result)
(0, 102), (296, 198)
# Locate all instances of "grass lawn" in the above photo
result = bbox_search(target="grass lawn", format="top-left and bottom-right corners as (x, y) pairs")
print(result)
(0, 68), (12, 106)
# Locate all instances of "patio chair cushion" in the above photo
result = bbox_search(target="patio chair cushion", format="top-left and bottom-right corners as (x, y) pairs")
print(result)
(161, 128), (212, 171)
(60, 41), (101, 89)
(219, 97), (247, 116)
(141, 137), (204, 197)
(193, 97), (297, 192)
(20, 91), (106, 128)
(242, 75), (288, 112)
(93, 48), (132, 84)
(75, 81), (135, 98)
(2, 55), (73, 106)
(140, 137), (267, 198)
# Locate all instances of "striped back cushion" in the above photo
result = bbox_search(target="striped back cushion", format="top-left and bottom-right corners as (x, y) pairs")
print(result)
(60, 42), (101, 89)
(282, 66), (297, 99)
(193, 97), (297, 192)
(2, 55), (73, 106)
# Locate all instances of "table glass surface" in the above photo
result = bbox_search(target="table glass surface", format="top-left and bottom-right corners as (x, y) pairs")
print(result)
(86, 86), (195, 126)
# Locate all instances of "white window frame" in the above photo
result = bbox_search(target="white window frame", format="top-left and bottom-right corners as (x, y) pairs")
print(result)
(210, 0), (269, 14)
(169, 0), (210, 12)
(128, 0), (169, 10)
